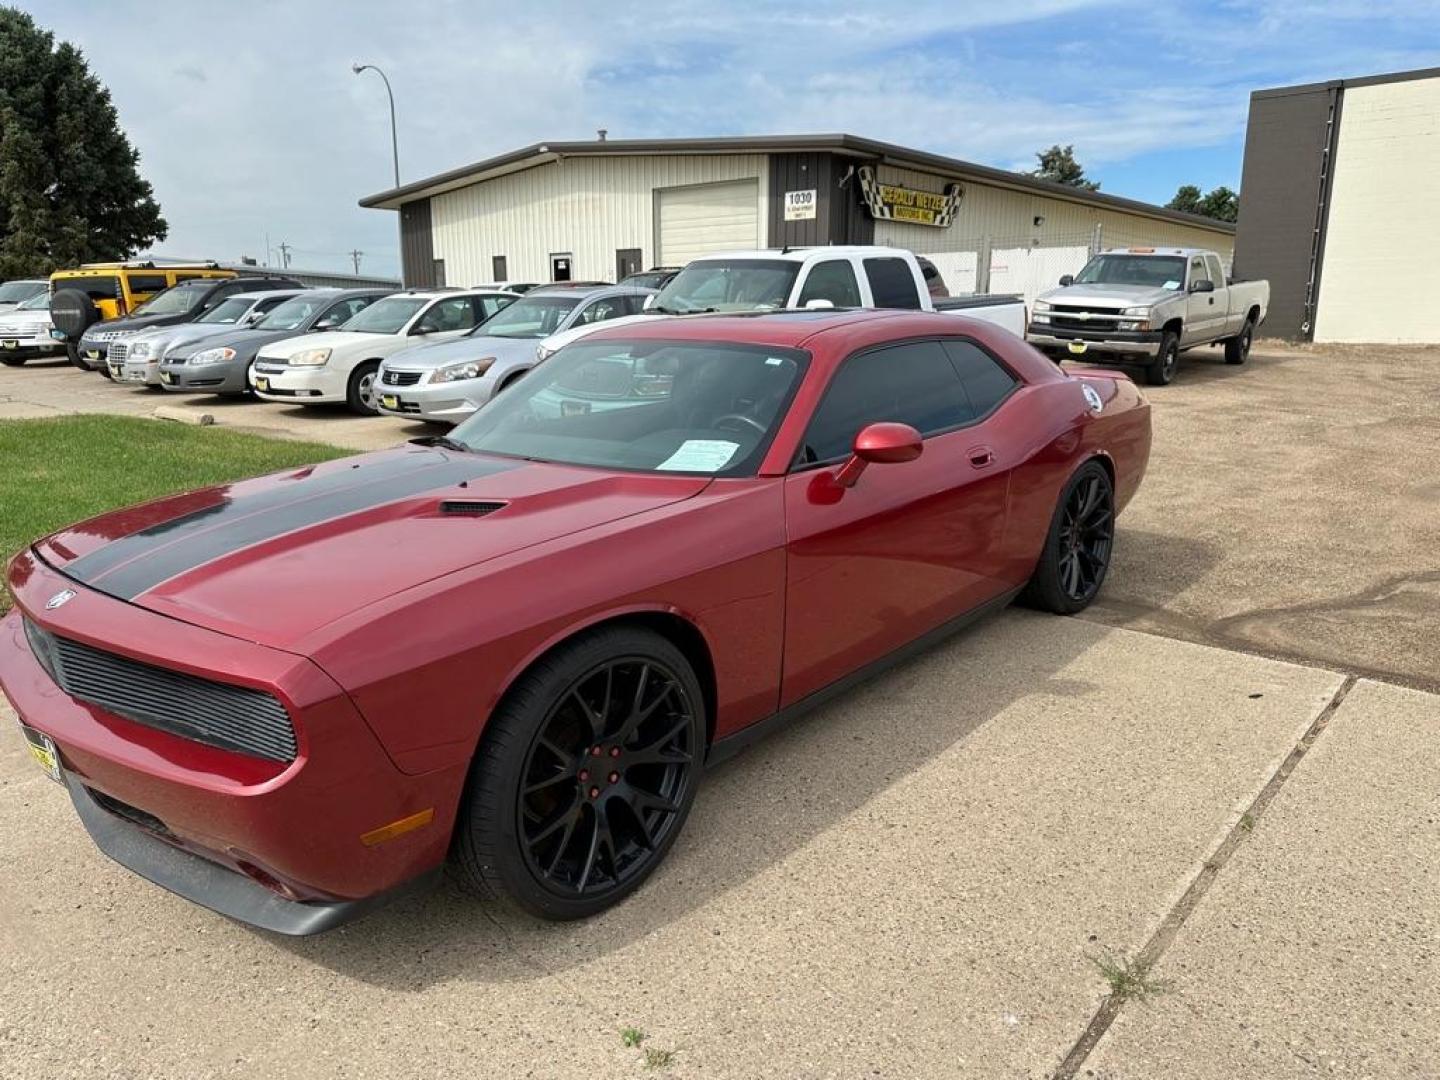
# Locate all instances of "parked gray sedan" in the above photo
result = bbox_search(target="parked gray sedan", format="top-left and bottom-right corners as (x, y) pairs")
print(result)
(158, 288), (392, 395)
(375, 283), (654, 424)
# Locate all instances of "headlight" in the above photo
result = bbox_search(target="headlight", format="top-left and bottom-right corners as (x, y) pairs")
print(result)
(128, 340), (152, 359)
(190, 346), (236, 365)
(289, 347), (332, 367)
(431, 357), (495, 384)
(1032, 300), (1052, 313)
(1121, 307), (1150, 316)
(536, 345), (555, 363)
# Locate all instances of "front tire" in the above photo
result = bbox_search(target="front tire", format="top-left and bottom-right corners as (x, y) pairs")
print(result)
(1224, 318), (1254, 365)
(1022, 460), (1115, 614)
(346, 361), (380, 416)
(453, 626), (705, 920)
(1145, 331), (1179, 386)
(66, 342), (92, 371)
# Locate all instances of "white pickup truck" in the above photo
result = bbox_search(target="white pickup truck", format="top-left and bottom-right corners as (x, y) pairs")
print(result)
(535, 246), (1027, 362)
(1027, 247), (1268, 386)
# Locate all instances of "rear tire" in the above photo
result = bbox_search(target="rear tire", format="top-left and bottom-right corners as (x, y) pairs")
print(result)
(1145, 331), (1179, 386)
(346, 361), (380, 416)
(1021, 460), (1115, 615)
(452, 625), (705, 920)
(1224, 318), (1254, 365)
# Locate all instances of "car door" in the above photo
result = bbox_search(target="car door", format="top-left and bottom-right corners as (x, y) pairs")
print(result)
(780, 337), (1017, 706)
(1205, 254), (1239, 334)
(1184, 255), (1217, 343)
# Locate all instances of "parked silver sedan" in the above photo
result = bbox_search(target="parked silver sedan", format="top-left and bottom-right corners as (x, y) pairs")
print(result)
(375, 283), (654, 424)
(109, 289), (308, 385)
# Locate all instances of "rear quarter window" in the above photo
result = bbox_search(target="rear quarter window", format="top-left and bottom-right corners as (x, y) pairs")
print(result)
(940, 339), (1019, 418)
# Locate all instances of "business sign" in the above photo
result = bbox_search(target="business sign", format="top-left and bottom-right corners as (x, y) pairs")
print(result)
(856, 166), (963, 228)
(783, 189), (818, 221)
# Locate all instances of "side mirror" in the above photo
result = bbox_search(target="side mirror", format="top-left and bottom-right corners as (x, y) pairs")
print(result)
(803, 298), (835, 310)
(1189, 279), (1215, 293)
(643, 294), (656, 310)
(833, 422), (923, 488)
(1059, 274), (1074, 287)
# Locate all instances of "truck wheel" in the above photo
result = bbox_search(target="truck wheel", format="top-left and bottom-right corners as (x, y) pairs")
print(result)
(1145, 331), (1179, 386)
(66, 342), (92, 371)
(1224, 319), (1254, 365)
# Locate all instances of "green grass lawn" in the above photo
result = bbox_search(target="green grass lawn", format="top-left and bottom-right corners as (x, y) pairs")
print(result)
(0, 415), (349, 610)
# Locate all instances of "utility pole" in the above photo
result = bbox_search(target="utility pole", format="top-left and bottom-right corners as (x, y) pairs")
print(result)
(277, 242), (292, 268)
(349, 249), (364, 275)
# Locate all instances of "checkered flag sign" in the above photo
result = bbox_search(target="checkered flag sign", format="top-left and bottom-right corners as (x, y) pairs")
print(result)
(855, 166), (963, 228)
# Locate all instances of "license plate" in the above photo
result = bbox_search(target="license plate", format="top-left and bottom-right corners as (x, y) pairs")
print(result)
(160, 370), (173, 384)
(85, 349), (101, 360)
(125, 370), (146, 382)
(2, 340), (16, 349)
(380, 394), (398, 410)
(20, 725), (62, 784)
(1067, 341), (1089, 355)
(254, 376), (270, 392)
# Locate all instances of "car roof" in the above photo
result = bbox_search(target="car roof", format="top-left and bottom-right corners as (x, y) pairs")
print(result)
(687, 246), (915, 264)
(225, 288), (307, 301)
(525, 284), (655, 300)
(579, 308), (893, 349)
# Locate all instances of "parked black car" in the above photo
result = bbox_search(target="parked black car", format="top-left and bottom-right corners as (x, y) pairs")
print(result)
(60, 275), (301, 375)
(158, 287), (393, 396)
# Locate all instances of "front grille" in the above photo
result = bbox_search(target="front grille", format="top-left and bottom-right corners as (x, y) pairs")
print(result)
(108, 340), (129, 362)
(23, 619), (297, 762)
(253, 356), (287, 371)
(382, 370), (422, 386)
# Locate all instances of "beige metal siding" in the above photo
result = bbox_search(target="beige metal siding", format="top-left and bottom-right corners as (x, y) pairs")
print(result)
(871, 163), (1234, 275)
(1314, 75), (1440, 343)
(657, 180), (760, 264)
(429, 155), (768, 285)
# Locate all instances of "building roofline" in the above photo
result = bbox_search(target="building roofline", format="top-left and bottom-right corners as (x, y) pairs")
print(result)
(1251, 64), (1440, 101)
(357, 132), (1234, 234)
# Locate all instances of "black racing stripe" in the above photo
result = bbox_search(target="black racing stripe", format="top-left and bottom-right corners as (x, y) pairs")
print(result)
(69, 454), (517, 601)
(65, 450), (437, 583)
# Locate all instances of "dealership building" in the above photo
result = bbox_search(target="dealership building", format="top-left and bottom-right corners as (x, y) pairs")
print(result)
(1234, 65), (1440, 343)
(359, 134), (1234, 303)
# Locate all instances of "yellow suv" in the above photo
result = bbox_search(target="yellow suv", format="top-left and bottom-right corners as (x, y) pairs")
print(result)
(49, 262), (236, 367)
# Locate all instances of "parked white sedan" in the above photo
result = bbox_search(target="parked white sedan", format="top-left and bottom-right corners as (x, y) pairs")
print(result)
(250, 290), (513, 415)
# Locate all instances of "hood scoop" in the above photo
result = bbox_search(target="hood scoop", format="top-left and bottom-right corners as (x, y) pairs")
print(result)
(438, 500), (506, 517)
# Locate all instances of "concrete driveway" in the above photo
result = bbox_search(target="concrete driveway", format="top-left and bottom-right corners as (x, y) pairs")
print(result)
(0, 341), (1436, 1077)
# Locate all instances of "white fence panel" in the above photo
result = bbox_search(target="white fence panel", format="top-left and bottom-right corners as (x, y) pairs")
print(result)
(988, 245), (1092, 304)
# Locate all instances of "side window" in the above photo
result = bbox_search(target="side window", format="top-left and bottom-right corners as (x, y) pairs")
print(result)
(1189, 257), (1210, 287)
(575, 297), (625, 325)
(863, 258), (923, 310)
(797, 260), (862, 307)
(254, 295), (289, 314)
(940, 340), (1018, 418)
(798, 341), (970, 465)
(1205, 254), (1226, 285)
(621, 293), (650, 315)
(126, 273), (168, 295)
(476, 294), (513, 321)
(423, 296), (477, 332)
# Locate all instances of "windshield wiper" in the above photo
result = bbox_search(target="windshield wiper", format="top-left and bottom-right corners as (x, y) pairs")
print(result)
(410, 434), (471, 453)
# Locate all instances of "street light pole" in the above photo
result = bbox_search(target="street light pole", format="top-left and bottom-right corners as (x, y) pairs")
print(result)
(351, 63), (399, 188)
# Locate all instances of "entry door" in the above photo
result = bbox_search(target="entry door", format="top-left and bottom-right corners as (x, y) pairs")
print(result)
(616, 248), (642, 280)
(780, 340), (1015, 706)
(550, 253), (573, 282)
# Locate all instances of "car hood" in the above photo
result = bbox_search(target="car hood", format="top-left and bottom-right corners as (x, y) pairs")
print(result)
(34, 445), (710, 650)
(84, 312), (192, 336)
(542, 313), (660, 353)
(259, 330), (398, 358)
(0, 310), (52, 331)
(1039, 283), (1182, 309)
(384, 334), (537, 372)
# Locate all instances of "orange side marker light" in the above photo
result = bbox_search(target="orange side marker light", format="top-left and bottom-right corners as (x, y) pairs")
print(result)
(360, 808), (435, 847)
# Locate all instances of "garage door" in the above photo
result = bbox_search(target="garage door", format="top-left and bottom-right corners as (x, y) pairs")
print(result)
(657, 180), (759, 265)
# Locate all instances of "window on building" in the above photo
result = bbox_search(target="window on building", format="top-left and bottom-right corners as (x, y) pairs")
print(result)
(492, 255), (508, 282)
(797, 260), (862, 307)
(862, 257), (923, 309)
(433, 259), (447, 288)
(797, 341), (971, 465)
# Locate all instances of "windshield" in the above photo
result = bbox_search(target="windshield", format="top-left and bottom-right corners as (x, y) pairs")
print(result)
(16, 292), (49, 311)
(1073, 255), (1187, 289)
(341, 296), (426, 334)
(256, 294), (329, 332)
(450, 339), (806, 475)
(132, 285), (206, 317)
(472, 295), (581, 339)
(196, 297), (254, 324)
(0, 281), (43, 303)
(651, 260), (799, 313)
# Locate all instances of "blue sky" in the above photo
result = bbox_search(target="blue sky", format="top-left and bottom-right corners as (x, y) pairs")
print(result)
(32, 1), (1440, 279)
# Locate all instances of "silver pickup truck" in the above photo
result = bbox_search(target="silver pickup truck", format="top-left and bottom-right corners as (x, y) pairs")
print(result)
(1026, 248), (1269, 385)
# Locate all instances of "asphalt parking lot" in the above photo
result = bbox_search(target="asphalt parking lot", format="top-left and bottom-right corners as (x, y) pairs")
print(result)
(1, 340), (1436, 1078)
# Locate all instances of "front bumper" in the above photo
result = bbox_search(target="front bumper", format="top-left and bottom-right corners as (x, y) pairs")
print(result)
(113, 357), (163, 385)
(159, 358), (249, 393)
(0, 553), (466, 933)
(0, 330), (62, 355)
(1026, 326), (1162, 359)
(250, 362), (346, 403)
(375, 374), (496, 422)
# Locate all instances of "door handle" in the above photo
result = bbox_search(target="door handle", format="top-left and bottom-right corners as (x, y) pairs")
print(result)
(968, 446), (995, 469)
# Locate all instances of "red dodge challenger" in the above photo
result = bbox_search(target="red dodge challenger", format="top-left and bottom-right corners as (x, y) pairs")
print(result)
(1, 310), (1149, 933)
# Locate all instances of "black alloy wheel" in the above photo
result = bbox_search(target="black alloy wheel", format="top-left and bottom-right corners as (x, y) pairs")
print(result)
(518, 657), (697, 897)
(1146, 331), (1179, 386)
(1225, 319), (1254, 365)
(1022, 460), (1115, 615)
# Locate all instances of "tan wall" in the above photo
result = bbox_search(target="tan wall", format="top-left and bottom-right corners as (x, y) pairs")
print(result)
(430, 155), (769, 285)
(1314, 75), (1440, 343)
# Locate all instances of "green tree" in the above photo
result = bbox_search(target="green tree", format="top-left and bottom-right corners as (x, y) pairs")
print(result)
(1028, 144), (1100, 191)
(1166, 184), (1238, 223)
(0, 8), (166, 278)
